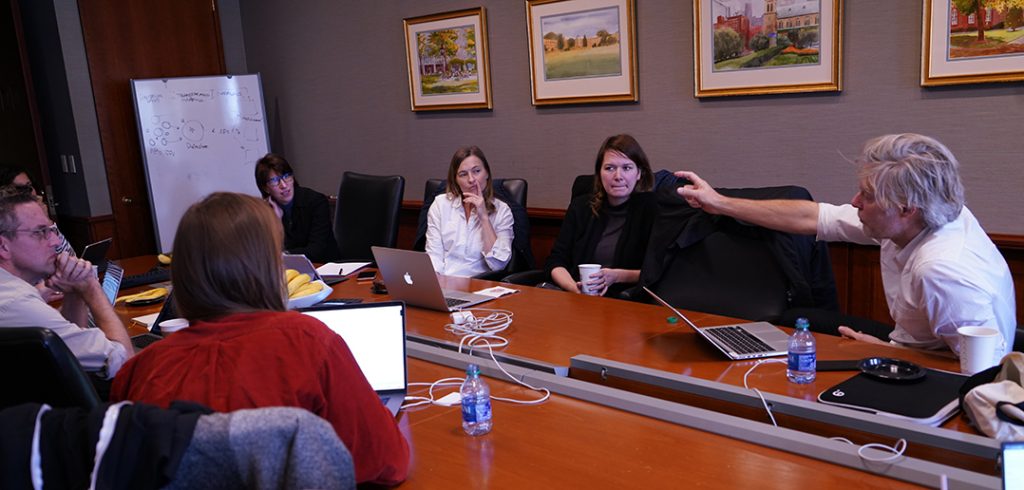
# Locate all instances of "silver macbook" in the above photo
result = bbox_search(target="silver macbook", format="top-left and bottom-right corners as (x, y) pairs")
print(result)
(301, 301), (408, 417)
(1004, 441), (1024, 490)
(371, 246), (494, 312)
(645, 287), (789, 360)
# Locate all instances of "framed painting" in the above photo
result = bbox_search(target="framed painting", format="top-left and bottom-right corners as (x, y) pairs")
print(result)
(693, 0), (843, 97)
(526, 0), (638, 105)
(922, 0), (1024, 86)
(404, 7), (492, 111)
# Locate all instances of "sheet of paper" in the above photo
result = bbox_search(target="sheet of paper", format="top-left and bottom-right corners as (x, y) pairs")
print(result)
(473, 286), (519, 298)
(131, 312), (160, 330)
(316, 262), (371, 276)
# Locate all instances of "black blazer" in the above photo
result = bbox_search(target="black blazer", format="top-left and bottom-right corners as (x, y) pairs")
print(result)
(545, 192), (657, 292)
(281, 186), (338, 263)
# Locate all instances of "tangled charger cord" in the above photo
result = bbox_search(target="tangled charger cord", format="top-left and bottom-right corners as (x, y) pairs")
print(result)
(743, 359), (908, 463)
(401, 308), (550, 410)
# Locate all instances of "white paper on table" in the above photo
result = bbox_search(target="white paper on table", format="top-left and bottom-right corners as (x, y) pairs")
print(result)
(473, 286), (519, 298)
(131, 313), (160, 331)
(316, 262), (371, 276)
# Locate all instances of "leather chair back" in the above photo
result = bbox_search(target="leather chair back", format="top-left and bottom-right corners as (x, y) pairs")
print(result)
(334, 172), (405, 261)
(0, 327), (100, 410)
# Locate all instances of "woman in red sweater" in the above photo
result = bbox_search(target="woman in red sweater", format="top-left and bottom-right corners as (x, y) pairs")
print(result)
(111, 192), (408, 485)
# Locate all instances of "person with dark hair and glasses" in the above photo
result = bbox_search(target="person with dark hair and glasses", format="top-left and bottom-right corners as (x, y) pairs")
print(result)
(545, 134), (658, 296)
(254, 153), (338, 262)
(0, 186), (132, 379)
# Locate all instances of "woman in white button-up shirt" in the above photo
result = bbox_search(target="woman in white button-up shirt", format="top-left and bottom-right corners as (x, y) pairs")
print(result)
(425, 147), (514, 277)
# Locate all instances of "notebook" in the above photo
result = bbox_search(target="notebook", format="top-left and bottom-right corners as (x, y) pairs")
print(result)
(644, 286), (789, 360)
(1004, 441), (1024, 490)
(817, 368), (967, 426)
(371, 246), (494, 312)
(300, 301), (408, 416)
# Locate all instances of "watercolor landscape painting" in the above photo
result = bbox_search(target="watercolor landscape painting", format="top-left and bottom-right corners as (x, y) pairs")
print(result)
(540, 7), (622, 80)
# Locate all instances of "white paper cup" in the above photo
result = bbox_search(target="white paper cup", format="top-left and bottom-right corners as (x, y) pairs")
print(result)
(578, 264), (601, 296)
(957, 326), (1004, 375)
(158, 317), (190, 334)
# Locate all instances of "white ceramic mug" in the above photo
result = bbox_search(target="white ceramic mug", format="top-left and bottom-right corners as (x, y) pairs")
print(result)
(957, 326), (1005, 375)
(578, 264), (601, 296)
(159, 317), (190, 334)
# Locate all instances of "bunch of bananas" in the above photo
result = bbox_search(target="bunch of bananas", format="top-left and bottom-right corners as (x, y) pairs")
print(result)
(157, 253), (172, 265)
(286, 269), (324, 299)
(117, 287), (169, 304)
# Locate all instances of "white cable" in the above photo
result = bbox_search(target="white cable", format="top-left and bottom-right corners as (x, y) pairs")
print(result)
(743, 359), (909, 463)
(403, 308), (549, 407)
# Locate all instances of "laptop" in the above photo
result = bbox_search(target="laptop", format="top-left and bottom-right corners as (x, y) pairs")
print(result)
(644, 286), (789, 360)
(1005, 441), (1024, 490)
(300, 301), (408, 416)
(81, 238), (113, 275)
(87, 261), (123, 329)
(371, 246), (494, 312)
(130, 290), (176, 351)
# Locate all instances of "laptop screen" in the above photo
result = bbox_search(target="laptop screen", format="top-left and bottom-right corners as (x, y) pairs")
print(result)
(100, 262), (123, 305)
(1005, 441), (1024, 489)
(302, 302), (406, 392)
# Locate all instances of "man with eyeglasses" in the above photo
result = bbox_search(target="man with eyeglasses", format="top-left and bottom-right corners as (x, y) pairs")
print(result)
(0, 188), (132, 379)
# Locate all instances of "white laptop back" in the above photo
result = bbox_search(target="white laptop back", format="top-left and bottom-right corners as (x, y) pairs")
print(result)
(301, 301), (408, 416)
(371, 246), (493, 311)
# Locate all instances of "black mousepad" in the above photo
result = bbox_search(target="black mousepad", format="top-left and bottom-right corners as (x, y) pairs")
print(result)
(818, 368), (968, 423)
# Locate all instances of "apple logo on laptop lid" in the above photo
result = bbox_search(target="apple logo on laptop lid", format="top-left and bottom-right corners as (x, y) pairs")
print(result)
(403, 272), (414, 285)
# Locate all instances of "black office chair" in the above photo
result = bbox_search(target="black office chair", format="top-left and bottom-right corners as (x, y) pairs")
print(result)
(0, 327), (101, 410)
(333, 172), (405, 261)
(413, 178), (534, 279)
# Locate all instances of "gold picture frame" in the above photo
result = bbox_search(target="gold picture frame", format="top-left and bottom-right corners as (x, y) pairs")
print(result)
(693, 0), (843, 98)
(921, 0), (1024, 86)
(404, 7), (492, 111)
(526, 0), (638, 105)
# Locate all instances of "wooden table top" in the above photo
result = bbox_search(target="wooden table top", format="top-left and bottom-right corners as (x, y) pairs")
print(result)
(401, 358), (925, 489)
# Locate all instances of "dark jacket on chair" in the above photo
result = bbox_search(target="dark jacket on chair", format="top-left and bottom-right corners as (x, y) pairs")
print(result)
(545, 192), (657, 296)
(282, 186), (339, 263)
(634, 184), (838, 318)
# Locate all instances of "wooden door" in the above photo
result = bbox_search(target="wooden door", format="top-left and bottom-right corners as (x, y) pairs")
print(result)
(77, 0), (225, 257)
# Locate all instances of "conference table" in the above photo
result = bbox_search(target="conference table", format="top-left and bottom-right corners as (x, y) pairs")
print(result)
(113, 256), (992, 488)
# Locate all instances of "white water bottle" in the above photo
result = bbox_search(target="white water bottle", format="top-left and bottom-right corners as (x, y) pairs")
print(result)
(461, 364), (492, 436)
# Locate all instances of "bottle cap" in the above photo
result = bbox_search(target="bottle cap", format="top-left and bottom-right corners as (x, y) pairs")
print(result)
(466, 363), (480, 376)
(667, 316), (678, 324)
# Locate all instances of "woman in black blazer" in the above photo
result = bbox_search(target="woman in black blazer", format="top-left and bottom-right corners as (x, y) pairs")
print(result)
(254, 153), (338, 263)
(545, 134), (656, 297)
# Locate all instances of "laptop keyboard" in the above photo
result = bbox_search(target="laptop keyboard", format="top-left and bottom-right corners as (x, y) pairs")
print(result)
(704, 326), (773, 354)
(131, 333), (163, 350)
(445, 297), (470, 308)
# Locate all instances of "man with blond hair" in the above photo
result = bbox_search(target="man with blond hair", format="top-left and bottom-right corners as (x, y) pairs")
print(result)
(676, 133), (1015, 357)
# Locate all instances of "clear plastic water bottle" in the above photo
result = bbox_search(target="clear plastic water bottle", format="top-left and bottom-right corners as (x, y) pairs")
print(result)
(787, 317), (816, 384)
(461, 364), (492, 436)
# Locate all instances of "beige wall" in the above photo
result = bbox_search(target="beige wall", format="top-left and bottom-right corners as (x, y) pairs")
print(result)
(239, 1), (1023, 234)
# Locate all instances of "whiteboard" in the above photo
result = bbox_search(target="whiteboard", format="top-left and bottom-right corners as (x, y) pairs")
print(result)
(131, 74), (269, 253)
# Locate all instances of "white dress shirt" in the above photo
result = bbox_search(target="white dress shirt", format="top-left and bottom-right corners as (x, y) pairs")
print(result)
(425, 193), (513, 277)
(817, 203), (1016, 356)
(0, 267), (128, 378)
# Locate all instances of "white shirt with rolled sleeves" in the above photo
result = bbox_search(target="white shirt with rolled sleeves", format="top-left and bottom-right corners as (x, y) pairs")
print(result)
(816, 203), (1016, 356)
(425, 193), (513, 278)
(0, 267), (128, 378)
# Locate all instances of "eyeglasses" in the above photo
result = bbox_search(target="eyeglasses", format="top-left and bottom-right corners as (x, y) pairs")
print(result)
(266, 173), (294, 187)
(12, 184), (34, 194)
(3, 224), (60, 241)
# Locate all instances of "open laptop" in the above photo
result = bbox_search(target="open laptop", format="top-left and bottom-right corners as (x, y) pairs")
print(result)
(87, 261), (123, 329)
(81, 238), (113, 275)
(300, 301), (408, 416)
(1005, 441), (1024, 490)
(130, 290), (176, 351)
(371, 246), (494, 312)
(644, 286), (789, 360)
